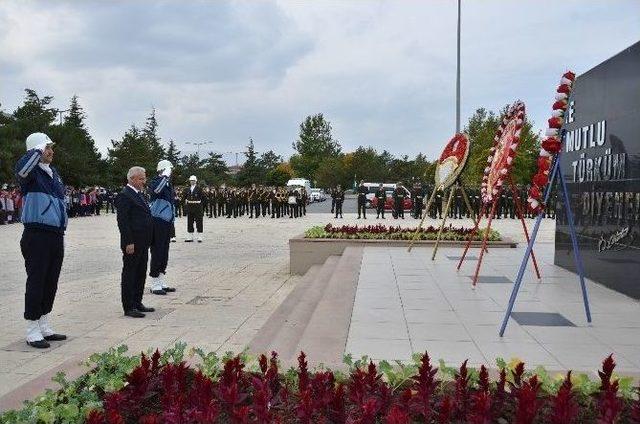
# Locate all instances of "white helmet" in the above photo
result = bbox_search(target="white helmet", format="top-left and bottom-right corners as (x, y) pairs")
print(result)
(26, 133), (54, 151)
(189, 175), (197, 182)
(157, 159), (173, 172)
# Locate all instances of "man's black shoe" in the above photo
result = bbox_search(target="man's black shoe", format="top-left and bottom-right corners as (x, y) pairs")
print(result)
(124, 309), (145, 318)
(151, 288), (167, 295)
(163, 287), (176, 292)
(44, 333), (67, 341)
(27, 339), (50, 349)
(137, 304), (155, 313)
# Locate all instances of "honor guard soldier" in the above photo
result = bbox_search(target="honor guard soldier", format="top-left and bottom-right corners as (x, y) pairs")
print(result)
(183, 175), (205, 242)
(411, 182), (424, 219)
(356, 180), (367, 219)
(392, 182), (406, 219)
(15, 133), (67, 348)
(374, 183), (386, 219)
(149, 160), (177, 295)
(332, 184), (345, 218)
(434, 187), (443, 219)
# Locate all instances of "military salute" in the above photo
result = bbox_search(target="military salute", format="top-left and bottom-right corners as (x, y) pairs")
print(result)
(183, 175), (205, 242)
(149, 160), (177, 295)
(15, 133), (68, 348)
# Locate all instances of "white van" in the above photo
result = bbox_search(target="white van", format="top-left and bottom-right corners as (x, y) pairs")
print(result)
(286, 178), (312, 203)
(362, 182), (397, 207)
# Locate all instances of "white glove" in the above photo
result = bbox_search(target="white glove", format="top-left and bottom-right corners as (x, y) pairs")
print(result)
(35, 142), (49, 153)
(161, 168), (172, 177)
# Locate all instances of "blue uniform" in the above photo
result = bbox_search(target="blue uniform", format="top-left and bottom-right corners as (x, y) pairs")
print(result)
(149, 175), (174, 278)
(15, 149), (68, 320)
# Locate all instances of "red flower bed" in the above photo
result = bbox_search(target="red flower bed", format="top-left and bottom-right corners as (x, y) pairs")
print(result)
(85, 351), (639, 423)
(323, 223), (476, 237)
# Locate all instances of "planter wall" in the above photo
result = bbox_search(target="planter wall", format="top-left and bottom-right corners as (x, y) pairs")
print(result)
(289, 235), (517, 275)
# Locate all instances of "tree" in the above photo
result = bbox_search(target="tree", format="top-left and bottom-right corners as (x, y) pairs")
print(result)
(108, 125), (159, 186)
(235, 138), (263, 186)
(265, 163), (293, 186)
(49, 95), (105, 186)
(258, 150), (283, 172)
(141, 108), (166, 163)
(460, 106), (539, 187)
(165, 139), (184, 182)
(315, 156), (349, 189)
(178, 153), (204, 184)
(201, 152), (228, 185)
(291, 113), (341, 180)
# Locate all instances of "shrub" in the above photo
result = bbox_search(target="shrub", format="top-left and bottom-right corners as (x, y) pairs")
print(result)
(3, 346), (638, 423)
(304, 223), (502, 242)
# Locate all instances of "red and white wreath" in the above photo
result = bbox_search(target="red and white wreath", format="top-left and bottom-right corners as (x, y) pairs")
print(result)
(481, 100), (526, 204)
(526, 71), (576, 213)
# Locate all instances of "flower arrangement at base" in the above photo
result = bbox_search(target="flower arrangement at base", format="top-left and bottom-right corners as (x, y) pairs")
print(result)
(2, 344), (638, 423)
(304, 223), (502, 242)
(481, 100), (526, 204)
(527, 71), (576, 213)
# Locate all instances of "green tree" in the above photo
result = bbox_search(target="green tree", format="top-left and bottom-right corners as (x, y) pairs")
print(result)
(291, 113), (341, 180)
(179, 153), (205, 184)
(265, 163), (293, 186)
(165, 139), (184, 182)
(49, 95), (105, 187)
(235, 138), (263, 186)
(315, 155), (349, 189)
(461, 106), (539, 187)
(258, 150), (283, 172)
(201, 152), (228, 185)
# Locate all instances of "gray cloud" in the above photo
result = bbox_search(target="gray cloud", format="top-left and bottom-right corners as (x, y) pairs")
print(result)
(1, 0), (638, 162)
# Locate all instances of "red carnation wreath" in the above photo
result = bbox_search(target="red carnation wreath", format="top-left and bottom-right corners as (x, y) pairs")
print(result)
(526, 71), (576, 213)
(435, 133), (470, 190)
(480, 100), (526, 204)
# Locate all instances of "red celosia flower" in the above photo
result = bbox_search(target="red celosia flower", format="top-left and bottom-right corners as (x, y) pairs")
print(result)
(385, 405), (410, 424)
(549, 371), (579, 424)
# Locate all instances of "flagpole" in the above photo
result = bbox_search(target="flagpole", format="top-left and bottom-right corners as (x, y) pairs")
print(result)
(456, 0), (461, 133)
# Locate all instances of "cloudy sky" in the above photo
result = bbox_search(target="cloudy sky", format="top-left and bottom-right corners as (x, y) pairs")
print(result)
(1, 1), (638, 163)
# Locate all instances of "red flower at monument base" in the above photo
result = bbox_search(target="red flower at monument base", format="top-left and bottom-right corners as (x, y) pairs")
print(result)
(527, 71), (576, 213)
(83, 351), (634, 423)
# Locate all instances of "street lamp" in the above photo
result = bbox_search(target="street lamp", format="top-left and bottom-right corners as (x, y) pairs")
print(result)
(185, 141), (213, 158)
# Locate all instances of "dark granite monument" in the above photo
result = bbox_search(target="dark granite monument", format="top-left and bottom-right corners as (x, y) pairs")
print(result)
(555, 41), (640, 299)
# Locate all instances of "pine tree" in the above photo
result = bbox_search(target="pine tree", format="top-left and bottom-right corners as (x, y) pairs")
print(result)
(236, 138), (263, 186)
(107, 125), (159, 186)
(49, 95), (105, 186)
(142, 108), (166, 163)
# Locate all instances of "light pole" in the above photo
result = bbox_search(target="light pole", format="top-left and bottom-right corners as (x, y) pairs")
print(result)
(455, 0), (461, 133)
(186, 141), (213, 158)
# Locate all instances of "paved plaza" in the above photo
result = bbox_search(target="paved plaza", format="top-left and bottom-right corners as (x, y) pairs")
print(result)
(0, 204), (638, 410)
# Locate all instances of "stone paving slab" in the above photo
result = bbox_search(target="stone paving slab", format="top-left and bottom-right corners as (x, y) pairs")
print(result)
(0, 210), (568, 410)
(346, 242), (640, 375)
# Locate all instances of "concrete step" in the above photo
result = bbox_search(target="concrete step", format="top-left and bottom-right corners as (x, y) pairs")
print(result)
(292, 246), (364, 368)
(248, 256), (340, 360)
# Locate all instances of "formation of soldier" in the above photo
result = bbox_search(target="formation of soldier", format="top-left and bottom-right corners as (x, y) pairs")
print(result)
(173, 183), (309, 220)
(330, 181), (557, 220)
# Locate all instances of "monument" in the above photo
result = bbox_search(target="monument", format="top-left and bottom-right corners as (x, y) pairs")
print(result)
(555, 41), (640, 300)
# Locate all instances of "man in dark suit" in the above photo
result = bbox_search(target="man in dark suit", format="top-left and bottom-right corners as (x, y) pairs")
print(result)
(116, 166), (154, 318)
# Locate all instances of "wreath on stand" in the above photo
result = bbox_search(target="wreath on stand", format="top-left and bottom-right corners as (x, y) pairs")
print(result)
(526, 71), (576, 213)
(481, 100), (526, 204)
(434, 133), (470, 190)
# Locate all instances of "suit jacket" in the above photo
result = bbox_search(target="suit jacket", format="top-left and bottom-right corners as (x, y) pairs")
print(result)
(115, 186), (153, 250)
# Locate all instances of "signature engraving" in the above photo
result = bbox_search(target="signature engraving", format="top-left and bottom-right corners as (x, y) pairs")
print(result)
(598, 226), (635, 252)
